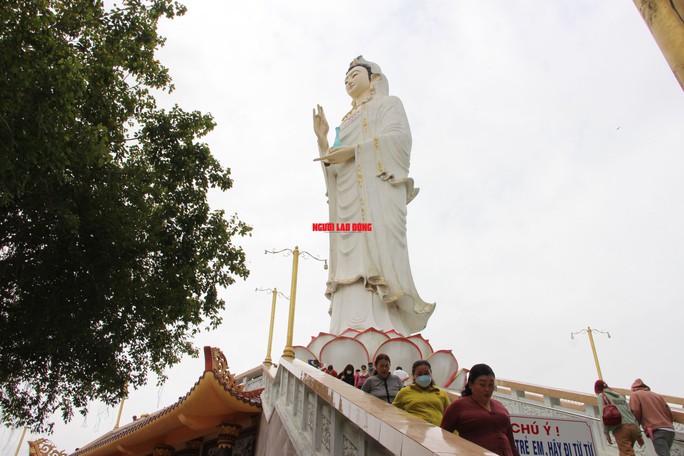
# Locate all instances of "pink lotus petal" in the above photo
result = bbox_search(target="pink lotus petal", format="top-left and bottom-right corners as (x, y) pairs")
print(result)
(319, 337), (370, 372)
(427, 350), (459, 387)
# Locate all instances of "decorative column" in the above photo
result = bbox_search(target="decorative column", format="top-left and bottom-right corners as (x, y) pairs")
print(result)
(175, 438), (203, 456)
(217, 423), (242, 449)
(152, 444), (175, 456)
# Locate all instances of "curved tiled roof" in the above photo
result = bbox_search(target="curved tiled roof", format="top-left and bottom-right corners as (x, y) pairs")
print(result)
(69, 347), (262, 456)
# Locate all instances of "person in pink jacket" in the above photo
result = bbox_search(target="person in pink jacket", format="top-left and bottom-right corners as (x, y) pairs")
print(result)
(354, 364), (370, 388)
(629, 378), (675, 456)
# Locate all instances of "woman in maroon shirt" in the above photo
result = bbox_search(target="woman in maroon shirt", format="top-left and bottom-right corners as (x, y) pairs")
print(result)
(440, 364), (520, 456)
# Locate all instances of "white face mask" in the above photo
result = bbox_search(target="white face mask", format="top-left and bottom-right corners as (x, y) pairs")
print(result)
(346, 370), (352, 374)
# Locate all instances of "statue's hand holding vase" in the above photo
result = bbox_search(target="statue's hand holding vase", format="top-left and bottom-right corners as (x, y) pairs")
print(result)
(314, 145), (355, 165)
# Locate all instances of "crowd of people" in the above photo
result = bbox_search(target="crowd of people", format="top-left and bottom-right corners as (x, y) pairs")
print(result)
(308, 357), (412, 391)
(308, 356), (519, 455)
(307, 355), (676, 456)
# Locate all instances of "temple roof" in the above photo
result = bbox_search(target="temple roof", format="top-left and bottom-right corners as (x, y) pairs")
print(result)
(69, 347), (263, 456)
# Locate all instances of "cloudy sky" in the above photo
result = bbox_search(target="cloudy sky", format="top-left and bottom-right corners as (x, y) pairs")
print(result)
(4, 0), (683, 452)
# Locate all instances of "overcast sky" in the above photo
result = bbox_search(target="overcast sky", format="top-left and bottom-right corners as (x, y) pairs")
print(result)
(4, 0), (683, 452)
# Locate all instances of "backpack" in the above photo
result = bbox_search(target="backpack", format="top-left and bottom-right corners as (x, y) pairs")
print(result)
(601, 393), (622, 426)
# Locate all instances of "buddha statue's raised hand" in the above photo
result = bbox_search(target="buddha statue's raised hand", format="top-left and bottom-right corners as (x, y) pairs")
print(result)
(313, 104), (329, 152)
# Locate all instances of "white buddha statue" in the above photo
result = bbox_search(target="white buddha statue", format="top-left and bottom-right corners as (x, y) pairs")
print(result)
(313, 56), (435, 336)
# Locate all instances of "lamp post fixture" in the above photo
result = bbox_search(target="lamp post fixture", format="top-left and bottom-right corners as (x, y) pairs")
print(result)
(571, 326), (611, 380)
(265, 246), (327, 359)
(255, 287), (289, 365)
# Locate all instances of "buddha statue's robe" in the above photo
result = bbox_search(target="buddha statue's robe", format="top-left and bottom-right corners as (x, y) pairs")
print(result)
(321, 94), (435, 335)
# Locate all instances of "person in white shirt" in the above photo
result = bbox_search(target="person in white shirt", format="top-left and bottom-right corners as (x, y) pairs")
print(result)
(393, 366), (410, 386)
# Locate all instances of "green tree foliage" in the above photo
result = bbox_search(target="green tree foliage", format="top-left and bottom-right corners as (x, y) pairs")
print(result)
(0, 0), (251, 432)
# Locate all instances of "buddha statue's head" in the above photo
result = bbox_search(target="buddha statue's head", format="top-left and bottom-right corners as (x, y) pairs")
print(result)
(345, 56), (389, 99)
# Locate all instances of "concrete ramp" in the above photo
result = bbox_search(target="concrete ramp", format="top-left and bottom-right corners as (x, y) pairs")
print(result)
(257, 357), (498, 455)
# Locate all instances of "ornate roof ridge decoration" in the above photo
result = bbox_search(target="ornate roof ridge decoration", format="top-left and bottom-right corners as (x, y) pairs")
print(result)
(28, 438), (68, 456)
(204, 346), (243, 392)
(69, 346), (262, 456)
(202, 346), (264, 404)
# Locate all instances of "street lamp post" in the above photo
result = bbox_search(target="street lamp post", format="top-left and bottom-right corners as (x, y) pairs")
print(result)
(255, 287), (289, 365)
(571, 326), (611, 380)
(265, 246), (327, 359)
(13, 426), (27, 456)
(113, 382), (128, 430)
